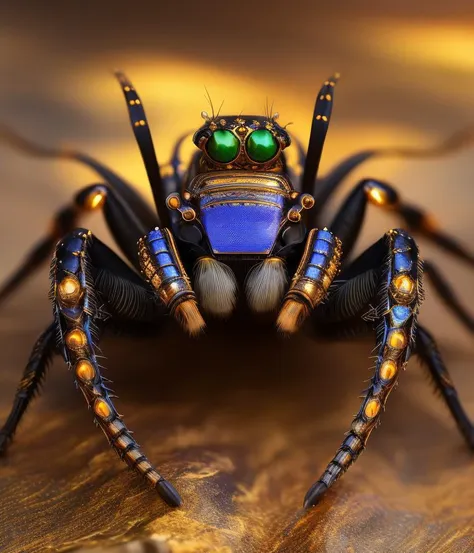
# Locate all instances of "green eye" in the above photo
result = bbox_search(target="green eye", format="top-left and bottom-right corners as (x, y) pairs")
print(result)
(246, 129), (278, 162)
(206, 130), (239, 163)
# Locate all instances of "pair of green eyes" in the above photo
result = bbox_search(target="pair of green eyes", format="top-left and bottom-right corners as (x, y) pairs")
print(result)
(206, 129), (278, 164)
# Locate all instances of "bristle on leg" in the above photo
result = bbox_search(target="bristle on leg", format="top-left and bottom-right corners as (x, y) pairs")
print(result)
(174, 300), (206, 335)
(194, 257), (238, 317)
(245, 257), (288, 313)
(276, 299), (309, 333)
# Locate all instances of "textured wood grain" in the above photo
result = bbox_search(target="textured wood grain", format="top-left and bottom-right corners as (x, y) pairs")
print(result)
(1, 3), (474, 552)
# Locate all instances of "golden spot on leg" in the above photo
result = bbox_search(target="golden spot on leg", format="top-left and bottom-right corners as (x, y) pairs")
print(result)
(388, 330), (406, 349)
(65, 329), (87, 350)
(364, 399), (381, 419)
(94, 398), (112, 419)
(58, 275), (82, 305)
(380, 359), (398, 380)
(75, 359), (95, 381)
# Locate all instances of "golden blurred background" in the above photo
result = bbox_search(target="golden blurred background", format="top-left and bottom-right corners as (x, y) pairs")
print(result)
(0, 2), (474, 552)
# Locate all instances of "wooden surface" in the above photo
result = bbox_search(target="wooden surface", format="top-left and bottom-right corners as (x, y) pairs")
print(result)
(1, 3), (474, 552)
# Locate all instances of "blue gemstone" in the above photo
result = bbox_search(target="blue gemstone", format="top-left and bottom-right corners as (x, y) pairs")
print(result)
(390, 305), (412, 326)
(393, 233), (411, 252)
(394, 252), (412, 273)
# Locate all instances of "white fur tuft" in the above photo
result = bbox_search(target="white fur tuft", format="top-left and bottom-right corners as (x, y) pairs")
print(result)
(245, 257), (287, 313)
(194, 257), (238, 317)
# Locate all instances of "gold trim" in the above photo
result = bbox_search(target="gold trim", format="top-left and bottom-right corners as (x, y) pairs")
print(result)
(201, 199), (282, 209)
(188, 171), (292, 196)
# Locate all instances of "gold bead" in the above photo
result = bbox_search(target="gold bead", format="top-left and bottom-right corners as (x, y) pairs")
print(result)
(75, 359), (95, 381)
(380, 359), (397, 380)
(365, 399), (380, 418)
(302, 195), (315, 209)
(288, 210), (301, 222)
(58, 275), (82, 305)
(183, 191), (191, 201)
(94, 398), (112, 419)
(388, 330), (406, 349)
(65, 329), (87, 350)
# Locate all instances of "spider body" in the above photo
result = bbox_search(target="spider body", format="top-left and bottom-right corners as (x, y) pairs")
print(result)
(0, 72), (473, 510)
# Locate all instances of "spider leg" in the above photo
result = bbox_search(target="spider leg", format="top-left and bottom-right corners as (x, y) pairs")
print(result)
(330, 178), (474, 267)
(0, 322), (57, 454)
(310, 125), (474, 226)
(0, 182), (149, 307)
(415, 325), (474, 448)
(49, 228), (181, 506)
(0, 124), (158, 228)
(304, 229), (422, 509)
(0, 235), (165, 453)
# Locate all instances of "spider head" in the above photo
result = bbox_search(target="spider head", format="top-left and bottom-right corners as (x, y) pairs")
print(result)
(193, 114), (291, 172)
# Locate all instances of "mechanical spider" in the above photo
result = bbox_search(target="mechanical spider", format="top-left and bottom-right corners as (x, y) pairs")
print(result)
(0, 72), (473, 510)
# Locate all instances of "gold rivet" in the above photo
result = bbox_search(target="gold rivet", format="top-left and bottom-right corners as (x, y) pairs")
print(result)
(183, 191), (191, 201)
(238, 126), (247, 134)
(167, 195), (180, 209)
(75, 359), (95, 381)
(365, 399), (380, 418)
(183, 209), (196, 221)
(94, 398), (112, 419)
(393, 274), (415, 295)
(302, 195), (315, 209)
(290, 191), (299, 200)
(288, 210), (301, 222)
(58, 275), (82, 304)
(388, 330), (406, 349)
(380, 360), (397, 380)
(65, 329), (87, 350)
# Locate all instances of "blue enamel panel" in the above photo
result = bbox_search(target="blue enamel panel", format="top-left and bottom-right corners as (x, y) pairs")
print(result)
(304, 265), (323, 280)
(201, 203), (282, 254)
(309, 253), (328, 268)
(149, 238), (168, 254)
(156, 252), (174, 267)
(316, 229), (333, 243)
(158, 265), (180, 279)
(148, 229), (164, 240)
(313, 239), (332, 255)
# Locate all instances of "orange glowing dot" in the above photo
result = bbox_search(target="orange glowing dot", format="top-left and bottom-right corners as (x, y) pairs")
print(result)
(58, 275), (81, 303)
(388, 330), (406, 349)
(85, 189), (106, 210)
(66, 329), (87, 350)
(393, 274), (415, 295)
(380, 360), (397, 380)
(75, 359), (95, 381)
(367, 187), (387, 206)
(365, 399), (380, 418)
(302, 195), (315, 209)
(94, 398), (112, 419)
(167, 195), (180, 209)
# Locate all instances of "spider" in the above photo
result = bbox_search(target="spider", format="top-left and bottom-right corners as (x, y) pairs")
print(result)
(0, 72), (473, 510)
